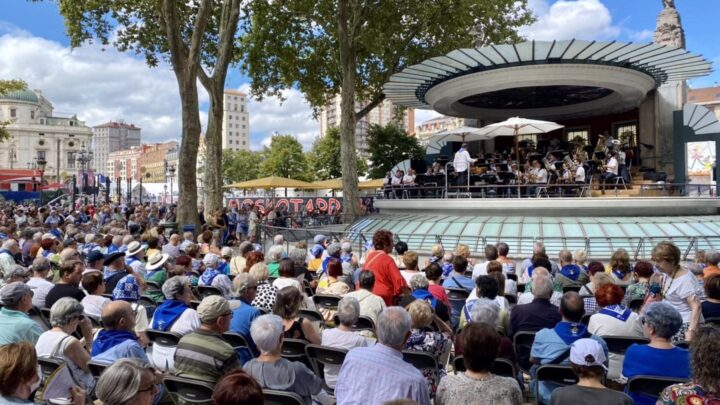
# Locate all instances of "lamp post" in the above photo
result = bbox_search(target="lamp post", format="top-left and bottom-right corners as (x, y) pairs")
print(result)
(163, 184), (168, 204)
(36, 155), (47, 205)
(76, 149), (93, 203)
(168, 164), (176, 205)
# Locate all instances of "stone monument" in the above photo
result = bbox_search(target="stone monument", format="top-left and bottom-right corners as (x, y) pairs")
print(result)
(654, 0), (685, 49)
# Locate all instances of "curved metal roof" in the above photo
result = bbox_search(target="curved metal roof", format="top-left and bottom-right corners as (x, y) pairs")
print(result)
(0, 89), (39, 104)
(384, 40), (713, 109)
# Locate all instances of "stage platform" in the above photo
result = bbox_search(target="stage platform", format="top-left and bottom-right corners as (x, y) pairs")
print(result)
(374, 196), (720, 217)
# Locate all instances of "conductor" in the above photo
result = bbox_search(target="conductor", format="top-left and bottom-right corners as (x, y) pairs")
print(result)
(453, 143), (477, 187)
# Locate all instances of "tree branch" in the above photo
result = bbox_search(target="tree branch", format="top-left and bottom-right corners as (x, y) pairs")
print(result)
(188, 0), (213, 67)
(356, 93), (385, 120)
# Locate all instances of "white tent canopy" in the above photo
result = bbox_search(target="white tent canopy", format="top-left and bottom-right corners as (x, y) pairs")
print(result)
(427, 126), (493, 143)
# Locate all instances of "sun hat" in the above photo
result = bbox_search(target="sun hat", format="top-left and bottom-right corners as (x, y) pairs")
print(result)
(569, 338), (608, 370)
(146, 252), (170, 271)
(126, 241), (146, 256)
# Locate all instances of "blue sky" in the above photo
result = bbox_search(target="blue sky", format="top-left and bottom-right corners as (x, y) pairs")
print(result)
(1, 0), (718, 148)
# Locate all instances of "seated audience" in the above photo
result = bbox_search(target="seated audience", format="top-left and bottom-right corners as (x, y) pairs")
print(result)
(198, 253), (233, 299)
(659, 325), (720, 404)
(0, 282), (42, 345)
(400, 251), (422, 285)
(273, 286), (320, 344)
(266, 245), (284, 278)
(530, 292), (608, 405)
(95, 358), (158, 405)
(623, 260), (653, 308)
(345, 270), (386, 324)
(702, 274), (720, 319)
(487, 260), (516, 296)
(455, 298), (515, 362)
(174, 295), (240, 383)
(509, 274), (561, 338)
(35, 297), (95, 390)
(579, 261), (606, 296)
(517, 267), (563, 306)
(45, 259), (85, 308)
(588, 283), (643, 381)
(555, 249), (589, 289)
(229, 273), (262, 362)
(409, 274), (450, 323)
(550, 339), (633, 405)
(436, 323), (522, 405)
(703, 250), (720, 280)
(582, 272), (615, 314)
(26, 256), (54, 308)
(405, 299), (453, 397)
(212, 369), (265, 405)
(249, 262), (278, 313)
(471, 244), (498, 279)
(273, 258), (303, 291)
(91, 300), (148, 364)
(80, 270), (109, 318)
(607, 249), (633, 286)
(463, 276), (508, 331)
(144, 252), (171, 302)
(103, 251), (131, 292)
(424, 263), (450, 308)
(321, 296), (369, 388)
(112, 274), (150, 346)
(496, 242), (517, 276)
(151, 276), (201, 335)
(335, 307), (430, 405)
(245, 314), (323, 405)
(573, 249), (588, 272)
(622, 302), (690, 405)
(317, 257), (351, 297)
(441, 255), (475, 291)
(289, 247), (317, 288)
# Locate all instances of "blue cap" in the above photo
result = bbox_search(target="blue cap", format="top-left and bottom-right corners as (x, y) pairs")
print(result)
(86, 250), (105, 264)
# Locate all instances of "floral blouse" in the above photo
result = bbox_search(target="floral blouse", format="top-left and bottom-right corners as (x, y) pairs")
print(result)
(404, 328), (451, 398)
(660, 382), (720, 405)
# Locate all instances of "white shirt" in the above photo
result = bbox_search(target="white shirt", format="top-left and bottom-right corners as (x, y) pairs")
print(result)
(534, 168), (548, 183)
(391, 175), (402, 186)
(606, 157), (619, 175)
(453, 149), (477, 173)
(471, 262), (488, 279)
(151, 308), (201, 336)
(662, 271), (701, 323)
(273, 277), (302, 292)
(402, 174), (415, 185)
(321, 328), (370, 387)
(517, 291), (562, 307)
(575, 165), (586, 183)
(126, 257), (147, 279)
(27, 277), (55, 308)
(400, 270), (423, 286)
(589, 310), (643, 381)
(81, 295), (110, 318)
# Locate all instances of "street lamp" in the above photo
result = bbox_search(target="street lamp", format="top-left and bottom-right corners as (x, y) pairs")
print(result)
(163, 184), (168, 204)
(36, 155), (47, 205)
(168, 164), (176, 205)
(75, 149), (93, 202)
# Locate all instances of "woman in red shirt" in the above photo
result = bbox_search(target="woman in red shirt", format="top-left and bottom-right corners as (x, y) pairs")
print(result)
(425, 262), (451, 308)
(362, 229), (409, 306)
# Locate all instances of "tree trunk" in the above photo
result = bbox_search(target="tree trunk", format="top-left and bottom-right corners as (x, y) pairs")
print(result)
(338, 0), (360, 223)
(175, 78), (203, 231)
(203, 88), (224, 217)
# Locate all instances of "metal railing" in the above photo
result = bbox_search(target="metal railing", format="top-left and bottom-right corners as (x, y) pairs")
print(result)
(259, 223), (718, 261)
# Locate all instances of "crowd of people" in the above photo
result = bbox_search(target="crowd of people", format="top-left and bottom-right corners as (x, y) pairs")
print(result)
(0, 201), (718, 404)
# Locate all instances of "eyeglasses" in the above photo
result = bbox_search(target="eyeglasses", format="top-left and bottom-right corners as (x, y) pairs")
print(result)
(137, 383), (158, 394)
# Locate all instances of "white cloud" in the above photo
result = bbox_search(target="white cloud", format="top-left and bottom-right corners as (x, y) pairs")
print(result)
(414, 109), (442, 127)
(629, 29), (654, 42)
(0, 21), (208, 144)
(521, 0), (621, 41)
(235, 84), (319, 151)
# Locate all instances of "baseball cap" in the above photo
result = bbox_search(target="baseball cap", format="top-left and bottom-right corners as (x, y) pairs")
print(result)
(196, 295), (239, 323)
(326, 243), (342, 257)
(0, 282), (32, 306)
(569, 338), (608, 370)
(313, 234), (328, 244)
(220, 247), (233, 258)
(311, 245), (324, 257)
(87, 250), (105, 264)
(42, 233), (57, 241)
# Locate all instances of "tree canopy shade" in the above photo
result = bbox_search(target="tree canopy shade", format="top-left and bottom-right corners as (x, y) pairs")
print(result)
(242, 0), (533, 222)
(307, 127), (366, 181)
(366, 124), (425, 179)
(0, 79), (27, 141)
(222, 149), (263, 184)
(45, 0), (245, 228)
(259, 134), (311, 181)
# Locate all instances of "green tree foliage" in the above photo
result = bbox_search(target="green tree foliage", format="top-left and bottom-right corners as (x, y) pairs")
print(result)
(366, 124), (425, 179)
(46, 0), (245, 228)
(222, 149), (263, 183)
(307, 127), (366, 181)
(242, 0), (533, 221)
(260, 135), (310, 180)
(0, 79), (27, 141)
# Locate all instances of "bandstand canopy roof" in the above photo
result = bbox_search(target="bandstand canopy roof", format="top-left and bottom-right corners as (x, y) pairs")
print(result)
(224, 176), (322, 190)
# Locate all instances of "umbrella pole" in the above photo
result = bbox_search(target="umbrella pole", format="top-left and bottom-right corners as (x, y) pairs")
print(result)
(515, 128), (521, 198)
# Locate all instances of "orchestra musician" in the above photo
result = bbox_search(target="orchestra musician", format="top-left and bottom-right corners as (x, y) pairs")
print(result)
(402, 169), (417, 197)
(574, 159), (586, 184)
(600, 151), (619, 194)
(453, 142), (477, 187)
(527, 160), (548, 196)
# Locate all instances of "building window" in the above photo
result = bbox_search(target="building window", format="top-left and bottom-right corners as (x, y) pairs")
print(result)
(67, 152), (77, 169)
(30, 111), (35, 119)
(37, 151), (46, 160)
(613, 121), (638, 147)
(10, 109), (16, 118)
(565, 127), (590, 144)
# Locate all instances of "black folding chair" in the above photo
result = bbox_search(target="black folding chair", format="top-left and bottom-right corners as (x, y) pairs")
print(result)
(506, 273), (518, 282)
(87, 360), (108, 377)
(513, 331), (537, 374)
(562, 286), (581, 294)
(146, 329), (181, 346)
(446, 288), (470, 329)
(331, 314), (376, 332)
(517, 283), (527, 293)
(86, 314), (102, 328)
(676, 341), (690, 349)
(580, 313), (592, 326)
(30, 306), (51, 330)
(263, 389), (304, 405)
(37, 357), (64, 380)
(403, 350), (439, 387)
(626, 375), (690, 400)
(602, 336), (650, 355)
(281, 338), (310, 367)
(705, 317), (720, 326)
(535, 364), (579, 404)
(628, 298), (645, 312)
(505, 294), (517, 305)
(197, 285), (223, 298)
(313, 294), (341, 311)
(163, 376), (215, 405)
(222, 332), (251, 350)
(299, 308), (324, 324)
(305, 344), (348, 394)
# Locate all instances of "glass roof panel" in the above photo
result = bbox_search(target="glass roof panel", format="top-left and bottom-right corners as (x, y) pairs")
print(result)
(480, 222), (502, 237)
(515, 42), (534, 62)
(583, 223), (605, 238)
(549, 40), (572, 58)
(620, 223), (647, 238)
(542, 223), (563, 238)
(501, 222), (521, 238)
(601, 223), (628, 237)
(659, 223), (686, 236)
(413, 221), (434, 235)
(561, 223), (585, 238)
(445, 222), (466, 236)
(639, 223), (666, 236)
(522, 222), (541, 238)
(533, 41), (553, 60)
(428, 222), (450, 235)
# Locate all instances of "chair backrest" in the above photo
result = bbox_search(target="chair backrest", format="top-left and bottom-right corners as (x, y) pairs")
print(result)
(263, 389), (304, 405)
(146, 329), (181, 346)
(30, 306), (51, 331)
(705, 317), (720, 326)
(513, 331), (537, 374)
(535, 364), (579, 400)
(197, 285), (222, 298)
(505, 294), (517, 305)
(628, 299), (645, 312)
(222, 332), (250, 350)
(446, 288), (470, 301)
(626, 375), (690, 400)
(299, 308), (324, 324)
(305, 344), (349, 393)
(331, 314), (376, 332)
(506, 273), (518, 282)
(87, 360), (108, 377)
(402, 350), (439, 379)
(580, 313), (592, 326)
(163, 376), (215, 405)
(517, 283), (527, 294)
(675, 341), (690, 349)
(281, 338), (308, 359)
(312, 294), (341, 310)
(37, 357), (64, 380)
(86, 314), (102, 328)
(602, 336), (650, 355)
(562, 286), (581, 293)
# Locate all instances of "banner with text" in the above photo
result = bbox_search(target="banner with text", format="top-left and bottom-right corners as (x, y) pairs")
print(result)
(226, 197), (375, 214)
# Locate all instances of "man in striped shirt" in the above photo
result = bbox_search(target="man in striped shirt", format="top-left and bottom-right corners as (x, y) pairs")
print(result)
(173, 295), (240, 383)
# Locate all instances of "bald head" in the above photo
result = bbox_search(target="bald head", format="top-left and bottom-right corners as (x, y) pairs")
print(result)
(560, 291), (585, 323)
(101, 301), (135, 331)
(558, 249), (572, 265)
(532, 274), (554, 299)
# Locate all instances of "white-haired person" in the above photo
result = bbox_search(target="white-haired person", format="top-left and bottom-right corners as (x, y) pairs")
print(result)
(344, 270), (386, 325)
(266, 245), (285, 278)
(454, 298), (515, 363)
(95, 358), (159, 405)
(550, 339), (633, 405)
(198, 253), (233, 299)
(249, 262), (278, 313)
(320, 296), (369, 388)
(335, 307), (430, 405)
(151, 276), (200, 335)
(35, 297), (95, 390)
(244, 314), (323, 405)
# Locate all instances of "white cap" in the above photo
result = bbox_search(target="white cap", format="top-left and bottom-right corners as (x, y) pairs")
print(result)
(569, 338), (607, 370)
